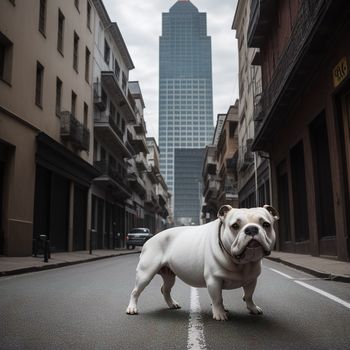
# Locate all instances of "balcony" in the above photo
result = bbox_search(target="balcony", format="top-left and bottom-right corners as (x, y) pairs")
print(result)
(204, 175), (221, 202)
(100, 71), (136, 123)
(247, 0), (277, 48)
(127, 171), (146, 198)
(250, 0), (334, 150)
(219, 179), (238, 202)
(145, 189), (159, 208)
(60, 111), (90, 151)
(129, 134), (148, 154)
(134, 153), (148, 172)
(238, 139), (254, 172)
(147, 165), (160, 184)
(134, 115), (147, 135)
(93, 82), (107, 111)
(202, 145), (217, 177)
(226, 150), (238, 170)
(94, 113), (132, 158)
(93, 160), (131, 200)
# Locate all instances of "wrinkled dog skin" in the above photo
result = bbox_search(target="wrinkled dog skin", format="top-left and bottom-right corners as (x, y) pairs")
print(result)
(126, 205), (278, 320)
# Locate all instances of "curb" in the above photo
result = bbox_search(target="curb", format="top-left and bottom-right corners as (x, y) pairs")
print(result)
(0, 250), (141, 278)
(266, 256), (350, 283)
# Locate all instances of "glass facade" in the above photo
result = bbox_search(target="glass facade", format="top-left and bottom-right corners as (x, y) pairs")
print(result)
(174, 148), (205, 225)
(159, 0), (214, 214)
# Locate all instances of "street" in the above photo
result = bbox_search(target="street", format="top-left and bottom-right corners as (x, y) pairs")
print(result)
(1, 254), (349, 350)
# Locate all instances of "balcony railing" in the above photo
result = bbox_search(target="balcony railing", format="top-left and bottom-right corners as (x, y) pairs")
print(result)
(238, 139), (254, 172)
(94, 113), (124, 140)
(134, 153), (148, 172)
(254, 0), (328, 142)
(94, 160), (127, 186)
(93, 82), (107, 111)
(203, 145), (217, 177)
(60, 111), (90, 151)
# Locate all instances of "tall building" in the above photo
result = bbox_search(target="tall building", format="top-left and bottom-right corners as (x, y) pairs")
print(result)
(159, 0), (214, 220)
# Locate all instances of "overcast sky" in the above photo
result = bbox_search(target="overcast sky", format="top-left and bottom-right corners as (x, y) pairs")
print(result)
(103, 0), (239, 142)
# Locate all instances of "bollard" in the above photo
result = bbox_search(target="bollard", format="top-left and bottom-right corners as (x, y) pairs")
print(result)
(40, 234), (49, 263)
(90, 229), (96, 254)
(33, 239), (37, 257)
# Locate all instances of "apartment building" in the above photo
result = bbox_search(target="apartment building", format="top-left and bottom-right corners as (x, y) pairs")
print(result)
(0, 0), (98, 256)
(232, 0), (270, 209)
(0, 0), (170, 256)
(202, 103), (239, 222)
(247, 0), (350, 260)
(146, 138), (171, 233)
(90, 0), (138, 248)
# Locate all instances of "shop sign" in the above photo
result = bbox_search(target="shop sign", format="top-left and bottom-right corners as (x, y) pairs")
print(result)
(333, 57), (348, 88)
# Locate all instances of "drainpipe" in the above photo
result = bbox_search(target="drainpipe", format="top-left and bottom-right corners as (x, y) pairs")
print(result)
(254, 152), (259, 206)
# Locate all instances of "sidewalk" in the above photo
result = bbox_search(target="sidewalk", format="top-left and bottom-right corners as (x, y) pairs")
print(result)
(267, 251), (350, 282)
(1, 249), (349, 282)
(0, 248), (141, 277)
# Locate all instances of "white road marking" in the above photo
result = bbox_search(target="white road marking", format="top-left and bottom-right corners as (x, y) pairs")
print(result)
(269, 267), (350, 310)
(295, 281), (350, 310)
(187, 287), (207, 350)
(269, 268), (293, 279)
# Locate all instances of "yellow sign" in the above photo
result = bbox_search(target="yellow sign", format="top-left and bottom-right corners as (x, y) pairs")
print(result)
(333, 57), (348, 88)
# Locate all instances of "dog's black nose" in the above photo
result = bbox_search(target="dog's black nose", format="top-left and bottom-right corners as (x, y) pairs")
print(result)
(244, 226), (259, 236)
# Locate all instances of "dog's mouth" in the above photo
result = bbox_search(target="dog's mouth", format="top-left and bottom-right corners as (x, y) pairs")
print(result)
(234, 239), (271, 260)
(247, 240), (262, 248)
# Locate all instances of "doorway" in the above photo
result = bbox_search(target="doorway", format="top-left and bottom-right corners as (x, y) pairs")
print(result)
(309, 112), (336, 256)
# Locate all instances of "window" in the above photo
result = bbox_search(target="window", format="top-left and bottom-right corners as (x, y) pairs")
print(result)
(57, 10), (65, 54)
(110, 102), (116, 119)
(35, 61), (44, 107)
(114, 58), (120, 81)
(121, 119), (125, 133)
(73, 32), (79, 71)
(71, 91), (77, 117)
(39, 0), (46, 35)
(83, 102), (88, 127)
(85, 47), (90, 83)
(104, 39), (110, 65)
(0, 32), (13, 84)
(87, 1), (92, 30)
(122, 72), (127, 92)
(56, 77), (62, 116)
(74, 0), (79, 11)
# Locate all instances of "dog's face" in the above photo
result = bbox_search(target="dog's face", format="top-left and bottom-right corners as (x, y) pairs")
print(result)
(218, 205), (278, 264)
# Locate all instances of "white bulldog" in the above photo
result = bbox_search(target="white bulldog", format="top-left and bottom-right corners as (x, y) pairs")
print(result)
(126, 204), (278, 320)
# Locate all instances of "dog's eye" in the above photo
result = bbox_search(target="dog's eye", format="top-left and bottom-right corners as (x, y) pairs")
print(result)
(263, 222), (271, 228)
(232, 223), (240, 230)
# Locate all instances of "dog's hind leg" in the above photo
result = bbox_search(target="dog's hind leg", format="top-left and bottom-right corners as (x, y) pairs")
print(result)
(126, 252), (162, 315)
(159, 267), (181, 309)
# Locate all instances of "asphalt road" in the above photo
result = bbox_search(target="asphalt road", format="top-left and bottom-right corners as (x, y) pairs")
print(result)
(0, 254), (349, 350)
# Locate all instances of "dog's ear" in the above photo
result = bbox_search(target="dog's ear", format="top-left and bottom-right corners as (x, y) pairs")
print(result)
(263, 205), (279, 221)
(217, 205), (233, 222)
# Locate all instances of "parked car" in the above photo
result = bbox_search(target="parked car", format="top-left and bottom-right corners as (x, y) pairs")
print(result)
(126, 228), (153, 249)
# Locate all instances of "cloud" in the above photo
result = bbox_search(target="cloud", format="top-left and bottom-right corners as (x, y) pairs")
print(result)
(103, 0), (239, 141)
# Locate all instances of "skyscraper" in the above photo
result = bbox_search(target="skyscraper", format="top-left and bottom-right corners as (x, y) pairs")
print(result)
(159, 0), (214, 221)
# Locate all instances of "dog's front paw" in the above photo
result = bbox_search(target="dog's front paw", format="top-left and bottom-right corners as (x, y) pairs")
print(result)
(212, 307), (228, 321)
(126, 305), (138, 315)
(168, 301), (181, 309)
(247, 305), (263, 315)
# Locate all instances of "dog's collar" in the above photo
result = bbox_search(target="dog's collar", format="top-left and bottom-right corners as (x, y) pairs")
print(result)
(218, 221), (236, 259)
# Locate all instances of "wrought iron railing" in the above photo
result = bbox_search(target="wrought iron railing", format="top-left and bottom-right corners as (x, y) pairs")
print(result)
(256, 0), (328, 135)
(60, 112), (90, 151)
